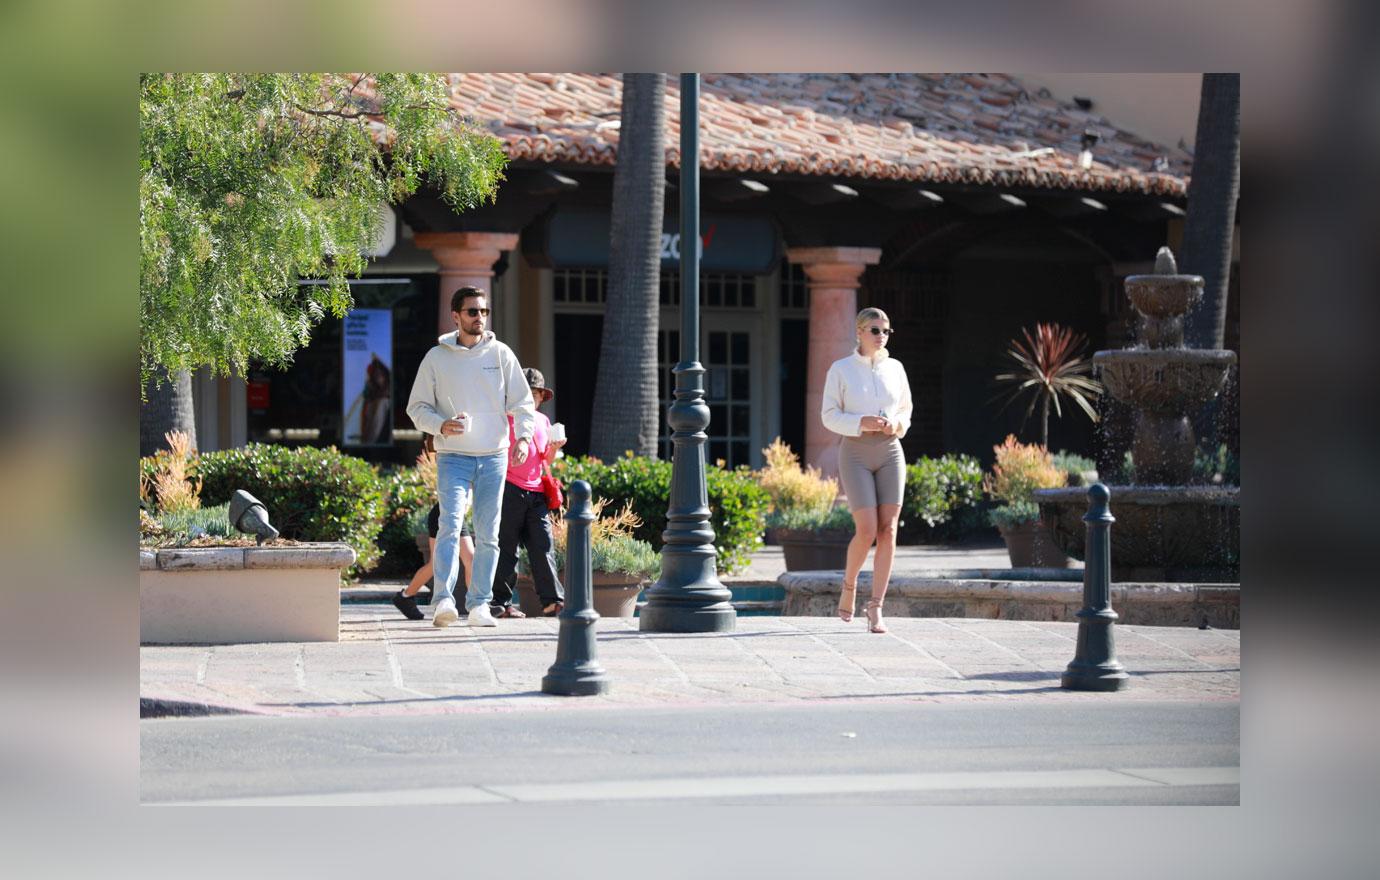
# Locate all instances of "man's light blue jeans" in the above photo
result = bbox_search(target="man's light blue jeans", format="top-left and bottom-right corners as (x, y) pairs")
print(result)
(434, 451), (508, 611)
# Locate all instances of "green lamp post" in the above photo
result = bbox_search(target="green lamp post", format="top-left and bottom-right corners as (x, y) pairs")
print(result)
(639, 73), (736, 633)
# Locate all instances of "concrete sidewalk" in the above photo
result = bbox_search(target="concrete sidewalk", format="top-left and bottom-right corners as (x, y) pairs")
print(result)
(140, 606), (1239, 718)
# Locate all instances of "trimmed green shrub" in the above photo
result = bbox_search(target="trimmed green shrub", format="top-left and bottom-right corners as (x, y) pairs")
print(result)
(196, 443), (387, 577)
(552, 453), (769, 574)
(770, 504), (855, 532)
(376, 465), (434, 575)
(1051, 450), (1098, 485)
(899, 454), (986, 542)
(1193, 443), (1240, 486)
(988, 499), (1040, 529)
(1109, 445), (1239, 486)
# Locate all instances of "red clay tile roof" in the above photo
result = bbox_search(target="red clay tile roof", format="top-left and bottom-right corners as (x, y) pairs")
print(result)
(391, 74), (1193, 197)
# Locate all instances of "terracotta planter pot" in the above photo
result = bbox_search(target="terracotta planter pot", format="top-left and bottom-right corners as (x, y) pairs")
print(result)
(997, 520), (1074, 569)
(776, 527), (853, 571)
(515, 571), (646, 618)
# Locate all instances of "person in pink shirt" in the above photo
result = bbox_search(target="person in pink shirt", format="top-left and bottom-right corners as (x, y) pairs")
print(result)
(492, 368), (567, 617)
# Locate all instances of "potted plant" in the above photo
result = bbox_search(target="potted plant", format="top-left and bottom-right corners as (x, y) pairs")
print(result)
(985, 435), (1073, 569)
(992, 322), (1103, 448)
(773, 503), (856, 572)
(753, 438), (853, 569)
(516, 499), (660, 618)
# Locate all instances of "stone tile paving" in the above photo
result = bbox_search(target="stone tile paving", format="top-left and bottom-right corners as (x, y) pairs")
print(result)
(140, 606), (1240, 718)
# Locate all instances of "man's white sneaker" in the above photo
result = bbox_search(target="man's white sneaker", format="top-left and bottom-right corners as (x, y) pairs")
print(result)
(467, 604), (498, 627)
(432, 597), (460, 628)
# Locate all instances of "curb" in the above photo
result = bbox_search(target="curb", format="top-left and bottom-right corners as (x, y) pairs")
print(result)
(141, 696), (261, 719)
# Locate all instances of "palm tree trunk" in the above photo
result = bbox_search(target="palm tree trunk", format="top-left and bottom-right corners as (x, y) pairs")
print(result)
(590, 73), (666, 460)
(141, 366), (198, 457)
(1183, 74), (1240, 350)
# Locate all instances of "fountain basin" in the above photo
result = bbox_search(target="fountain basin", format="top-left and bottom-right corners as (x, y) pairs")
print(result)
(1033, 485), (1240, 582)
(1094, 348), (1236, 411)
(1124, 274), (1203, 318)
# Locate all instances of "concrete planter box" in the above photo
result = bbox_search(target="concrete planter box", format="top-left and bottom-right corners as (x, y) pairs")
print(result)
(139, 543), (355, 644)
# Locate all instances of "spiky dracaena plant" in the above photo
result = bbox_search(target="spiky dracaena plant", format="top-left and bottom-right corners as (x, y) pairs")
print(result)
(993, 323), (1103, 447)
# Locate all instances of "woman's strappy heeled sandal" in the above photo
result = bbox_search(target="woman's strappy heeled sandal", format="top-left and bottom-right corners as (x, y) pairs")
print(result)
(865, 598), (887, 634)
(838, 581), (857, 622)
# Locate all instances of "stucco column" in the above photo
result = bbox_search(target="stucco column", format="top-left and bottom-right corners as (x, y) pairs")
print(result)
(785, 246), (882, 480)
(414, 232), (519, 334)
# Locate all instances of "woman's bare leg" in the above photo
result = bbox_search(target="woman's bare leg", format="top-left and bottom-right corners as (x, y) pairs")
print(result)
(403, 537), (436, 598)
(840, 507), (877, 620)
(870, 503), (902, 602)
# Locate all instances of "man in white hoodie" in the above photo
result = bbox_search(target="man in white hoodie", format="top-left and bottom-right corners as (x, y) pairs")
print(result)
(406, 287), (536, 627)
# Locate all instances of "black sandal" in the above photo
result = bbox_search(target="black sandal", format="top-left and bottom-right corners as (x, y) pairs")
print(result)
(542, 601), (563, 617)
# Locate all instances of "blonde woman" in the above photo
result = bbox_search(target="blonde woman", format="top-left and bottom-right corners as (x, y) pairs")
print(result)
(821, 307), (913, 633)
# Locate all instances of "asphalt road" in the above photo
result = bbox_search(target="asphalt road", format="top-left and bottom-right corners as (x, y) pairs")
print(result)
(141, 699), (1238, 805)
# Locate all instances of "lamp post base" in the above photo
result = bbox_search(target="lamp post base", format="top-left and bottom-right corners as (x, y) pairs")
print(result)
(1061, 660), (1130, 692)
(638, 597), (736, 633)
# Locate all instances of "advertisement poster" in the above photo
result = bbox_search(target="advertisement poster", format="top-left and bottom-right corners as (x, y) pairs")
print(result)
(341, 309), (393, 446)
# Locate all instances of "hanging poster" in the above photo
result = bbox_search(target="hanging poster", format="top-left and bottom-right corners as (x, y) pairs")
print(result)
(341, 309), (393, 446)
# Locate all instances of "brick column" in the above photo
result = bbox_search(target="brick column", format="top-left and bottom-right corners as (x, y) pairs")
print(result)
(414, 232), (519, 334)
(785, 246), (883, 480)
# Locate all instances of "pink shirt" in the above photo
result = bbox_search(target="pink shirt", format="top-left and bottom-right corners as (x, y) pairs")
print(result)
(506, 412), (551, 490)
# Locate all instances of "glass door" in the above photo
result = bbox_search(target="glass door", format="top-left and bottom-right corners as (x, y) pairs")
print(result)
(657, 316), (758, 468)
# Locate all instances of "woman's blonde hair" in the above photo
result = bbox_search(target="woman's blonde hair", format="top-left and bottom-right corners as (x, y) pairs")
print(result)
(856, 307), (889, 332)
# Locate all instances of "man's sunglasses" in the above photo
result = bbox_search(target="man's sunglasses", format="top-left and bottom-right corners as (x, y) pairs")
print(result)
(461, 307), (490, 317)
(867, 327), (893, 336)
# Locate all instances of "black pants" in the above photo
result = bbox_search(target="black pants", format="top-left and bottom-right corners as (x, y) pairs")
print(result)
(493, 483), (564, 608)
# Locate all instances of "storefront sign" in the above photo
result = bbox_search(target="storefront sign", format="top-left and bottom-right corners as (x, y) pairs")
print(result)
(532, 211), (778, 273)
(246, 381), (270, 410)
(341, 309), (393, 446)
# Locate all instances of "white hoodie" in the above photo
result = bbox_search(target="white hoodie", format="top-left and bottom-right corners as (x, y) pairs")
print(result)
(406, 331), (536, 456)
(821, 349), (914, 439)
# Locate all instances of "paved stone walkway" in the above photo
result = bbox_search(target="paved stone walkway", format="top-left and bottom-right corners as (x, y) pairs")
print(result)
(141, 607), (1239, 718)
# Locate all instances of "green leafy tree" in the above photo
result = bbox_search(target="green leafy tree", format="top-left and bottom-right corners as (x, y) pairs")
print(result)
(139, 73), (507, 453)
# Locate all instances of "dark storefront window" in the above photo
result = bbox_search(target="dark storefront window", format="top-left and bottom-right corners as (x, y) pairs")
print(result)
(553, 267), (758, 468)
(245, 276), (437, 465)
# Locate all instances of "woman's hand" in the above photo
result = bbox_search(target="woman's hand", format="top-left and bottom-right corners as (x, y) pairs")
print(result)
(859, 415), (888, 432)
(879, 419), (898, 437)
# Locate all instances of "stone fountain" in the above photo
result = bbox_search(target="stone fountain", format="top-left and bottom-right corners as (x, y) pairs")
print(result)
(1033, 248), (1240, 582)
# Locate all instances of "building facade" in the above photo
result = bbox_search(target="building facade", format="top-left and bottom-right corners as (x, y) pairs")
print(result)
(198, 73), (1238, 475)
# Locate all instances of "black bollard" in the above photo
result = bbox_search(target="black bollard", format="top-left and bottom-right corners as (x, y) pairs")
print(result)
(1061, 483), (1129, 691)
(542, 480), (610, 696)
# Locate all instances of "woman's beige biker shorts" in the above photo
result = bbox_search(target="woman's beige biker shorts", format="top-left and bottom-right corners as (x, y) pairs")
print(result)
(837, 434), (905, 511)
